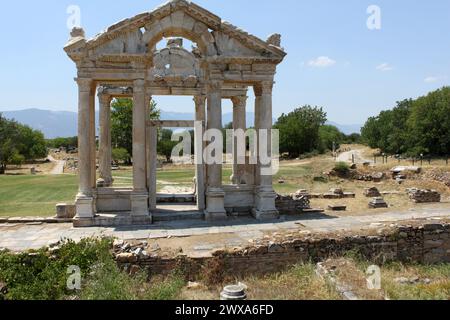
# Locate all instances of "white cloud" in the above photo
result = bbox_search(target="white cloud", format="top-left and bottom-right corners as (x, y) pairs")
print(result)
(308, 56), (336, 68)
(424, 75), (447, 83)
(376, 63), (393, 72)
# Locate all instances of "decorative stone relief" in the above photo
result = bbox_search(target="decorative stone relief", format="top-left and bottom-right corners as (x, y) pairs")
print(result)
(149, 39), (200, 86)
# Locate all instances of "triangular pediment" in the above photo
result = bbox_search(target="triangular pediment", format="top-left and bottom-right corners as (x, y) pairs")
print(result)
(65, 0), (286, 63)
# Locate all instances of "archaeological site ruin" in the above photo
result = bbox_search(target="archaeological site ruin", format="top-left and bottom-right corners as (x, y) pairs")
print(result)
(64, 0), (286, 227)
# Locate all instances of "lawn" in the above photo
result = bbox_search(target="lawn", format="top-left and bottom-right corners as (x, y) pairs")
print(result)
(0, 174), (78, 217)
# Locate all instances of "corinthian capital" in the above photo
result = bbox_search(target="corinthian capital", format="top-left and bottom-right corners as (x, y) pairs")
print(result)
(231, 95), (248, 108)
(193, 95), (206, 106)
(76, 78), (93, 92)
(208, 80), (223, 92)
(261, 81), (274, 94)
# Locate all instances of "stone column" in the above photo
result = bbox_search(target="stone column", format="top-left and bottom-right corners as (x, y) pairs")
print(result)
(253, 92), (262, 187)
(131, 79), (149, 217)
(90, 90), (96, 189)
(146, 94), (158, 211)
(194, 96), (206, 211)
(75, 78), (95, 218)
(205, 81), (227, 220)
(230, 95), (247, 185)
(97, 89), (113, 187)
(253, 81), (279, 220)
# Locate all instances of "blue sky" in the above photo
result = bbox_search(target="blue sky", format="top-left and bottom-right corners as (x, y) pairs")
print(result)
(0, 0), (449, 125)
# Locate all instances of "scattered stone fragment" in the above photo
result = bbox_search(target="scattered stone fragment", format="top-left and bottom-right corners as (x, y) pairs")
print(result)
(364, 187), (381, 198)
(369, 197), (388, 209)
(407, 188), (441, 203)
(113, 239), (124, 248)
(115, 253), (137, 263)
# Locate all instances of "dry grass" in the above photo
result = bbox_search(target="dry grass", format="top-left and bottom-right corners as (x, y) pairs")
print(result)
(180, 263), (341, 300)
(381, 263), (450, 300)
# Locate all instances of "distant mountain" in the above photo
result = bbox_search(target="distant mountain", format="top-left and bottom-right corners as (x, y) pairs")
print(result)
(1, 109), (256, 138)
(2, 109), (79, 139)
(327, 121), (362, 135)
(2, 108), (361, 138)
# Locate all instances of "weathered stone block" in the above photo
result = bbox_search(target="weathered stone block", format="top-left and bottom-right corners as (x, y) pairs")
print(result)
(55, 203), (76, 219)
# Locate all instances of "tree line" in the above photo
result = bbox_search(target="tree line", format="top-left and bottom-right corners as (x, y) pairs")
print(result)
(274, 105), (360, 158)
(0, 114), (47, 174)
(361, 87), (450, 157)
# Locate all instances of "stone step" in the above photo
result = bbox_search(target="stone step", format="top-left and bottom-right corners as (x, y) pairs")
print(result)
(152, 211), (205, 222)
(156, 194), (196, 203)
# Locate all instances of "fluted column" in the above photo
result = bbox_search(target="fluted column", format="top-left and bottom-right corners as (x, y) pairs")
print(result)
(97, 89), (113, 187)
(131, 79), (149, 217)
(205, 81), (227, 220)
(230, 95), (247, 184)
(75, 78), (95, 218)
(194, 96), (206, 211)
(253, 81), (279, 220)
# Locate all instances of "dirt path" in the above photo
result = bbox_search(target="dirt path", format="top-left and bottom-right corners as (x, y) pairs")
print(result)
(47, 155), (66, 175)
(337, 149), (372, 164)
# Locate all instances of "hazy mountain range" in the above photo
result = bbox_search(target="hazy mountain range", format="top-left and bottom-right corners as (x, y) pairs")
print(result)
(1, 108), (361, 138)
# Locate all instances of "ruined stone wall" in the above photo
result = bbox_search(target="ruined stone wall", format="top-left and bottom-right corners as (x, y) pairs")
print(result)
(118, 223), (450, 278)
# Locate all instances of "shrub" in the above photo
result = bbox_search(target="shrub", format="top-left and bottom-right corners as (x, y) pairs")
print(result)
(0, 238), (113, 300)
(333, 162), (350, 176)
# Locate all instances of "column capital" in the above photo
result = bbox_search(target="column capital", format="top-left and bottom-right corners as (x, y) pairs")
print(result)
(97, 88), (112, 105)
(76, 78), (93, 92)
(254, 81), (274, 96)
(207, 80), (223, 92)
(133, 79), (146, 93)
(193, 95), (207, 106)
(231, 95), (248, 108)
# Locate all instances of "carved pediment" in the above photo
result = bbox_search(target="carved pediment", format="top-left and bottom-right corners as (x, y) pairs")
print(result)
(64, 0), (286, 64)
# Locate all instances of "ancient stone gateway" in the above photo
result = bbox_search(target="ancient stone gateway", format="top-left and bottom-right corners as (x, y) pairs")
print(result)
(64, 0), (286, 227)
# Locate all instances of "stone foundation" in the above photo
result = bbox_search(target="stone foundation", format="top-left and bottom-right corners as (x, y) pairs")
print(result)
(116, 223), (450, 278)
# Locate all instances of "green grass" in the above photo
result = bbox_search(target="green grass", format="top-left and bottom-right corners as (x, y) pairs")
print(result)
(0, 174), (78, 217)
(382, 263), (450, 300)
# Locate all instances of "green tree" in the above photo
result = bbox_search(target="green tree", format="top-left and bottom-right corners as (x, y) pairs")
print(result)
(111, 148), (130, 164)
(361, 87), (450, 157)
(0, 114), (48, 174)
(47, 137), (78, 150)
(111, 98), (160, 164)
(319, 125), (346, 152)
(274, 105), (327, 158)
(407, 87), (450, 156)
(157, 129), (178, 162)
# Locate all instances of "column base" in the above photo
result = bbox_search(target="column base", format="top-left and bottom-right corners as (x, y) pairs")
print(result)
(96, 178), (113, 188)
(75, 194), (95, 219)
(205, 187), (227, 221)
(131, 192), (150, 217)
(253, 186), (279, 220)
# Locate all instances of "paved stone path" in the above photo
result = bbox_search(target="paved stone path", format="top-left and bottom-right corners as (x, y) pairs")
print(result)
(0, 206), (449, 252)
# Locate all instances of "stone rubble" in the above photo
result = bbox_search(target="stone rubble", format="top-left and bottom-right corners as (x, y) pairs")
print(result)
(407, 188), (441, 203)
(364, 187), (382, 198)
